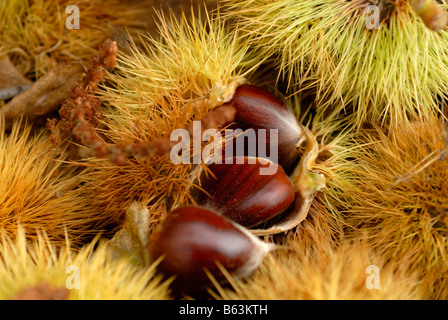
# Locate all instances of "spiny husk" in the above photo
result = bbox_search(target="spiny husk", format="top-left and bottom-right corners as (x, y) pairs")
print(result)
(67, 9), (263, 235)
(0, 0), (149, 80)
(211, 204), (423, 300)
(329, 114), (448, 299)
(289, 94), (359, 224)
(222, 0), (448, 127)
(0, 228), (172, 300)
(0, 120), (111, 247)
(98, 8), (262, 120)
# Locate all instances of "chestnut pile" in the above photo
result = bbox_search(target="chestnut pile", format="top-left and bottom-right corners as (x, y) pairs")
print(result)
(147, 84), (325, 291)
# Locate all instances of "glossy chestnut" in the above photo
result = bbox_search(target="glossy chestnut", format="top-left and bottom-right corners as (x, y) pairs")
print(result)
(147, 206), (273, 289)
(224, 84), (303, 173)
(195, 157), (295, 228)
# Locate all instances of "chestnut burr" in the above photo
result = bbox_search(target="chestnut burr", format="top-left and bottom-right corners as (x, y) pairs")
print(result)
(195, 157), (295, 228)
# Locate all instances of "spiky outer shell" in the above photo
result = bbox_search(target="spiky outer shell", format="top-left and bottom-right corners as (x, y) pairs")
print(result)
(212, 202), (423, 300)
(67, 9), (263, 235)
(0, 0), (149, 80)
(223, 0), (448, 127)
(0, 229), (171, 300)
(326, 115), (448, 299)
(0, 121), (111, 247)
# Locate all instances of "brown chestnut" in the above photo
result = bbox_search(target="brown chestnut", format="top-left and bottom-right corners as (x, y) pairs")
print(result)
(223, 84), (303, 174)
(195, 156), (295, 228)
(147, 206), (274, 290)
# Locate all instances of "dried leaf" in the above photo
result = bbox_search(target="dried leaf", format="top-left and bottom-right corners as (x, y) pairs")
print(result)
(107, 202), (151, 265)
(0, 56), (32, 89)
(0, 62), (84, 129)
(0, 84), (33, 101)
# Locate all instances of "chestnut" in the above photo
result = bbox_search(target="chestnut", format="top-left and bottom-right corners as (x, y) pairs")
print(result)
(147, 206), (274, 290)
(195, 156), (295, 228)
(224, 84), (304, 173)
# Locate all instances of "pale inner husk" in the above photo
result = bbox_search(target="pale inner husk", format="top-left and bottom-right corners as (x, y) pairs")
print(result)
(250, 125), (326, 235)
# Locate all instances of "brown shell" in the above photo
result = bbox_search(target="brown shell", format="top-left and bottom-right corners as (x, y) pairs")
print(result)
(190, 124), (326, 235)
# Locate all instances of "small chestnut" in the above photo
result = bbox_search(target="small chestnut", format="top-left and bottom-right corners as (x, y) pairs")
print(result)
(195, 156), (295, 228)
(147, 206), (274, 290)
(224, 84), (304, 173)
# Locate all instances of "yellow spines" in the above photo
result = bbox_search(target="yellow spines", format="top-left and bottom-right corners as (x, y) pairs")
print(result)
(0, 0), (148, 79)
(328, 114), (448, 299)
(222, 0), (448, 128)
(0, 120), (112, 247)
(0, 228), (171, 300)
